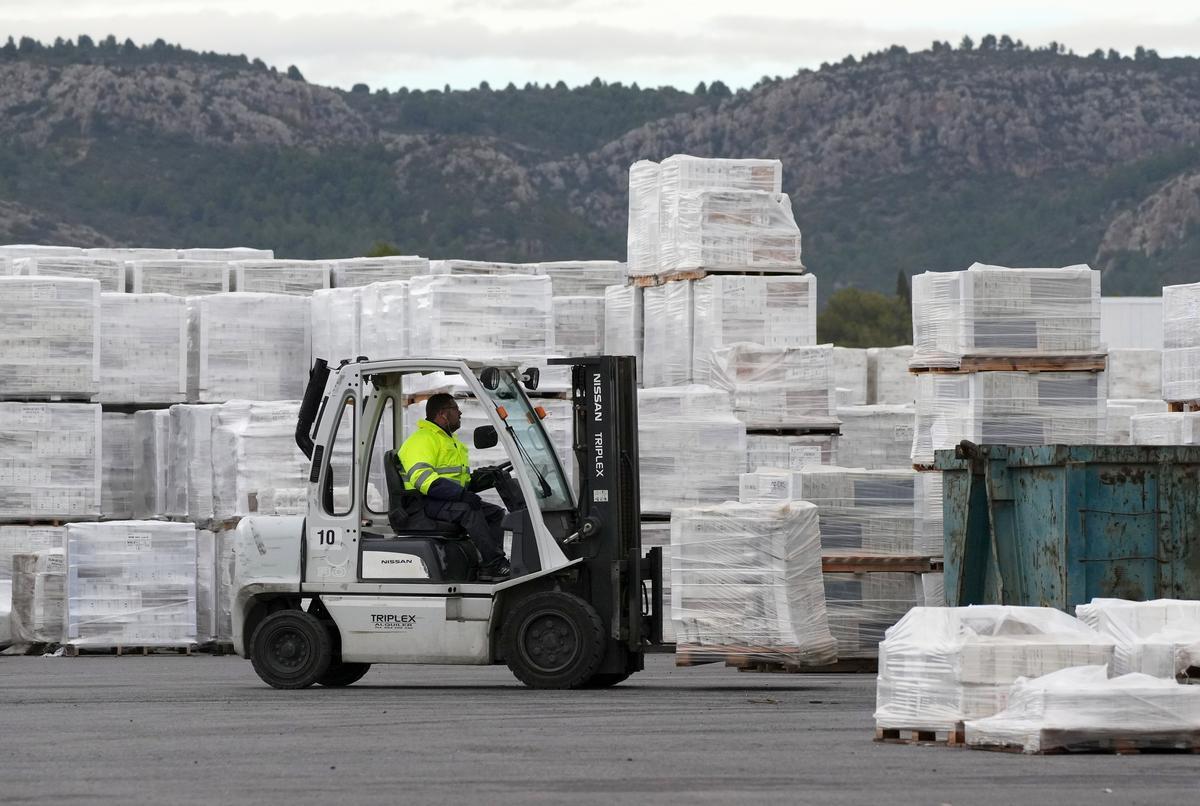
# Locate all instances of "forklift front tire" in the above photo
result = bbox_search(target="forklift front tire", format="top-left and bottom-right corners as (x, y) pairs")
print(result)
(249, 609), (333, 689)
(501, 591), (605, 689)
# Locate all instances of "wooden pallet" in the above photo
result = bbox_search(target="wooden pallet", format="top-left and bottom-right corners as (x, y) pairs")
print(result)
(822, 554), (943, 574)
(674, 644), (871, 673)
(1167, 401), (1200, 413)
(197, 641), (237, 656)
(971, 730), (1200, 755)
(875, 723), (966, 746)
(736, 657), (878, 674)
(909, 354), (1107, 374)
(629, 267), (807, 288)
(912, 463), (936, 473)
(63, 644), (195, 657)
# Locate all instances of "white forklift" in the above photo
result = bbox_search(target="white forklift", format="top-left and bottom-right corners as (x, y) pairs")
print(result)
(231, 355), (663, 689)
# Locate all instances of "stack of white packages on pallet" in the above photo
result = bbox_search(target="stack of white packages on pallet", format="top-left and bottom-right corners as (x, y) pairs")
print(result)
(129, 260), (231, 295)
(746, 432), (837, 472)
(1, 526), (64, 644)
(1107, 348), (1162, 399)
(667, 190), (803, 271)
(99, 293), (188, 404)
(603, 285), (643, 382)
(10, 548), (65, 644)
(211, 401), (309, 520)
(215, 530), (236, 641)
(671, 501), (837, 665)
(187, 293), (311, 403)
(921, 573), (945, 607)
(642, 281), (693, 386)
(13, 257), (125, 292)
(867, 346), (916, 404)
(912, 372), (1106, 465)
(914, 471), (944, 556)
(0, 403), (101, 521)
(132, 410), (171, 519)
(539, 261), (626, 296)
(553, 296), (606, 355)
(196, 529), (217, 643)
(65, 521), (197, 648)
(911, 264), (1101, 367)
(0, 244), (84, 259)
(710, 344), (836, 430)
(1162, 282), (1200, 402)
(359, 280), (410, 362)
(0, 277), (99, 400)
(166, 405), (217, 524)
(430, 259), (540, 276)
(101, 412), (137, 519)
(232, 259), (332, 295)
(640, 521), (675, 643)
(874, 606), (1114, 732)
(964, 666), (1200, 754)
(84, 247), (179, 263)
(836, 405), (915, 469)
(834, 347), (868, 406)
(638, 386), (747, 515)
(1077, 598), (1200, 678)
(626, 160), (662, 277)
(1106, 399), (1168, 444)
(331, 256), (428, 287)
(409, 274), (553, 358)
(1130, 411), (1200, 445)
(179, 247), (273, 262)
(311, 287), (362, 364)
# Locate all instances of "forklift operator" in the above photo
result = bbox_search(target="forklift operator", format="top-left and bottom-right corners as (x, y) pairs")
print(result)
(398, 393), (512, 582)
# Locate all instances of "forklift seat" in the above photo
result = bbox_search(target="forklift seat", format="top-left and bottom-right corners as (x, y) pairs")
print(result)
(383, 451), (466, 540)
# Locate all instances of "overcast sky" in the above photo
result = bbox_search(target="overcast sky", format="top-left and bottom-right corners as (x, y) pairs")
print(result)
(4, 1), (1200, 91)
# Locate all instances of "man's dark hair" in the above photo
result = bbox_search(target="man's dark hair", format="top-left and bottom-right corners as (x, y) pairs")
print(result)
(426, 393), (457, 421)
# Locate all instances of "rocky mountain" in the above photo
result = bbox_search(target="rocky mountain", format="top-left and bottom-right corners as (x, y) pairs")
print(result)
(2, 38), (1199, 295)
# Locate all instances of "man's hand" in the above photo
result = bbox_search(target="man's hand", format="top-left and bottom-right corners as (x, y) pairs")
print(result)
(467, 467), (497, 493)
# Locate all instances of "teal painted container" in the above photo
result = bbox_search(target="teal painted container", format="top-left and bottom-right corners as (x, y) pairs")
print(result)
(935, 443), (1200, 611)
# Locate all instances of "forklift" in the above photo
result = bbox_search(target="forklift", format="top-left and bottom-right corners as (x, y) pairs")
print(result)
(231, 355), (663, 689)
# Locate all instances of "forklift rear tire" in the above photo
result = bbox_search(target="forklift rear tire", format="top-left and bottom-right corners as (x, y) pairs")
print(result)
(317, 662), (372, 687)
(249, 610), (333, 689)
(501, 591), (605, 689)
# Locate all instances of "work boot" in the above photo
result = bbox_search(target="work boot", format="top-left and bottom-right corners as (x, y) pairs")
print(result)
(478, 557), (511, 582)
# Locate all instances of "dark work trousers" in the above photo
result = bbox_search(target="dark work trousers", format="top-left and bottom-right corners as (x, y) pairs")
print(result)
(423, 499), (507, 565)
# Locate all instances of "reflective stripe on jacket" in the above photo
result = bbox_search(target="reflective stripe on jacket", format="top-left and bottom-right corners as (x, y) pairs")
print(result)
(398, 419), (471, 494)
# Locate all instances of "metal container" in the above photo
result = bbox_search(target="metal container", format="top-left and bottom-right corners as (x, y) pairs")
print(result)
(936, 443), (1200, 611)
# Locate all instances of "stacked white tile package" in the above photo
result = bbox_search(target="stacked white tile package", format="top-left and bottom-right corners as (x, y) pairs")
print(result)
(129, 260), (231, 295)
(912, 372), (1106, 465)
(867, 346), (916, 404)
(331, 256), (428, 287)
(408, 274), (553, 358)
(0, 277), (99, 400)
(796, 468), (920, 556)
(1101, 297), (1163, 350)
(603, 284), (643, 382)
(83, 247), (179, 263)
(553, 296), (606, 356)
(187, 293), (311, 403)
(311, 287), (362, 364)
(99, 293), (188, 404)
(745, 432), (837, 471)
(215, 529), (236, 641)
(1106, 399), (1168, 444)
(0, 403), (101, 522)
(911, 265), (1102, 368)
(642, 281), (693, 387)
(914, 471), (944, 556)
(1130, 411), (1200, 445)
(196, 529), (217, 643)
(874, 606), (1115, 732)
(13, 257), (125, 292)
(359, 280), (410, 362)
(0, 244), (84, 258)
(133, 409), (171, 519)
(709, 344), (835, 430)
(0, 255), (10, 275)
(165, 404), (217, 524)
(429, 260), (540, 276)
(65, 521), (197, 648)
(211, 401), (309, 520)
(834, 347), (868, 406)
(538, 261), (627, 296)
(231, 260), (333, 295)
(10, 548), (65, 643)
(671, 501), (837, 665)
(1107, 348), (1163, 399)
(626, 160), (662, 278)
(1162, 282), (1200, 402)
(836, 405), (915, 469)
(179, 247), (273, 262)
(921, 573), (945, 606)
(824, 572), (922, 659)
(964, 665), (1200, 753)
(667, 190), (803, 271)
(640, 520), (675, 643)
(1076, 598), (1200, 678)
(1, 526), (63, 644)
(101, 413), (137, 519)
(638, 386), (747, 515)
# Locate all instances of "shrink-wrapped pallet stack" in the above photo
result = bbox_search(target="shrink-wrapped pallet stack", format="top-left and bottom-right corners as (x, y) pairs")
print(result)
(10, 548), (65, 644)
(1107, 398), (1168, 444)
(836, 405), (915, 470)
(604, 284), (643, 382)
(132, 410), (171, 519)
(1076, 598), (1200, 678)
(358, 280), (410, 361)
(100, 293), (188, 404)
(130, 260), (232, 296)
(710, 343), (836, 430)
(231, 259), (332, 295)
(0, 403), (102, 522)
(538, 261), (626, 297)
(409, 274), (553, 359)
(311, 287), (362, 364)
(553, 296), (606, 355)
(745, 432), (838, 472)
(331, 256), (428, 287)
(0, 277), (100, 400)
(166, 404), (218, 524)
(1162, 282), (1200, 405)
(0, 526), (64, 646)
(834, 347), (868, 406)
(211, 401), (309, 520)
(13, 256), (126, 292)
(101, 412), (137, 519)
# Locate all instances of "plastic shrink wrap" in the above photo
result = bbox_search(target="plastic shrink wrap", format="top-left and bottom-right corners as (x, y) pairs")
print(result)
(409, 274), (553, 359)
(964, 666), (1200, 753)
(331, 256), (428, 287)
(179, 247), (273, 262)
(211, 401), (309, 520)
(1130, 412), (1200, 445)
(311, 287), (362, 365)
(692, 275), (817, 384)
(796, 468), (919, 556)
(83, 247), (178, 263)
(0, 403), (101, 522)
(1162, 282), (1200, 402)
(638, 386), (747, 515)
(825, 572), (922, 658)
(166, 404), (217, 523)
(196, 529), (216, 643)
(1106, 399), (1168, 444)
(101, 412), (137, 519)
(130, 260), (231, 296)
(911, 265), (1101, 367)
(133, 410), (171, 519)
(231, 260), (332, 295)
(836, 405), (915, 470)
(188, 293), (311, 403)
(429, 259), (540, 276)
(642, 281), (694, 387)
(11, 549), (65, 643)
(359, 280), (410, 362)
(834, 347), (868, 406)
(671, 500), (837, 665)
(553, 296), (606, 356)
(626, 160), (662, 277)
(710, 344), (835, 430)
(13, 257), (125, 292)
(1107, 348), (1162, 400)
(65, 521), (197, 647)
(914, 471), (944, 556)
(873, 606), (1114, 731)
(922, 572), (945, 607)
(1, 528), (64, 640)
(538, 261), (627, 296)
(663, 191), (803, 271)
(912, 372), (1106, 465)
(1076, 598), (1200, 678)
(0, 277), (99, 400)
(100, 293), (188, 404)
(0, 244), (84, 258)
(215, 529), (235, 641)
(1101, 297), (1163, 350)
(867, 346), (916, 404)
(745, 432), (837, 472)
(603, 285), (643, 382)
(640, 521), (675, 643)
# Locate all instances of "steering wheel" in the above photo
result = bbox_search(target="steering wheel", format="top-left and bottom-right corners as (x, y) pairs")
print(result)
(494, 460), (513, 473)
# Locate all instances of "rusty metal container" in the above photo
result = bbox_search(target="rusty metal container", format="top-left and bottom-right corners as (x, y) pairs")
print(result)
(935, 443), (1200, 611)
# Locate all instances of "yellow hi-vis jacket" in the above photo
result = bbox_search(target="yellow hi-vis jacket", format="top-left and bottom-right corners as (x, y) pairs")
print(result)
(398, 419), (471, 494)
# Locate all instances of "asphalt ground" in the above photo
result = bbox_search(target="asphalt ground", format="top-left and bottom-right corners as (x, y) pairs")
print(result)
(0, 653), (1195, 805)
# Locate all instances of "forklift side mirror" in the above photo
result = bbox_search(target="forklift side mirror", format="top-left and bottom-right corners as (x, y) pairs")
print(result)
(480, 367), (501, 391)
(520, 367), (540, 391)
(473, 425), (498, 450)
